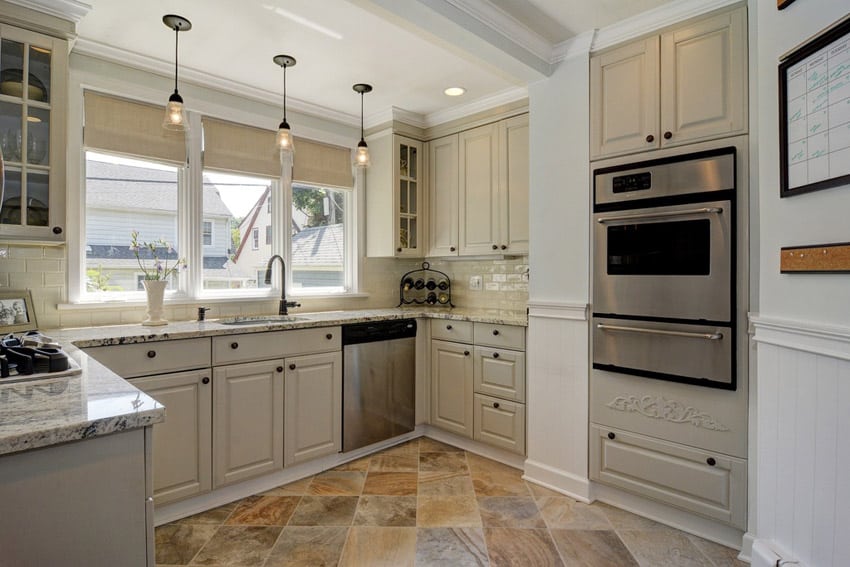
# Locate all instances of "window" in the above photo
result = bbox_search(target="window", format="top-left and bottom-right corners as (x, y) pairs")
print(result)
(265, 225), (272, 246)
(202, 221), (213, 246)
(291, 183), (348, 291)
(252, 228), (259, 250)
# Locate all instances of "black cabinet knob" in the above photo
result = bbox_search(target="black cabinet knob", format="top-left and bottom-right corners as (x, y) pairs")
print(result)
(230, 342), (239, 349)
(397, 247), (403, 253)
(289, 363), (296, 370)
(52, 226), (63, 235)
(493, 402), (500, 409)
(493, 352), (500, 359)
(326, 333), (333, 340)
(492, 329), (500, 336)
(501, 245), (507, 250)
(492, 244), (498, 250)
(464, 350), (470, 356)
(146, 350), (156, 358)
(277, 366), (284, 372)
(450, 246), (456, 252)
(664, 131), (673, 140)
(645, 134), (654, 143)
(202, 377), (210, 384)
(706, 457), (716, 467)
(607, 432), (616, 440)
(446, 324), (453, 330)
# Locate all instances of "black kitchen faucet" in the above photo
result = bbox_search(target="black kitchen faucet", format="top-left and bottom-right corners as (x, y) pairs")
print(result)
(264, 255), (300, 315)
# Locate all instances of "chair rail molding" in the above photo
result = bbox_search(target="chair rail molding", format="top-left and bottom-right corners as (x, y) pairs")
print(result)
(750, 314), (850, 361)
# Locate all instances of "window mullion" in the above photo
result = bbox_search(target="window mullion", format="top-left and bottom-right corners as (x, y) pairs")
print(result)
(181, 111), (204, 299)
(278, 152), (293, 293)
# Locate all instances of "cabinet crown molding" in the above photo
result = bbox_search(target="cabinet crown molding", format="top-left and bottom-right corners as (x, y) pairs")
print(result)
(4, 0), (90, 24)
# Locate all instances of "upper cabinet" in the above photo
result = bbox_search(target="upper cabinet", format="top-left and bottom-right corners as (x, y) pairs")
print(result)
(428, 113), (529, 257)
(590, 7), (747, 160)
(366, 133), (425, 257)
(0, 23), (68, 242)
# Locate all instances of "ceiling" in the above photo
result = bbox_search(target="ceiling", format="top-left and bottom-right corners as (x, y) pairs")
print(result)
(71, 0), (677, 126)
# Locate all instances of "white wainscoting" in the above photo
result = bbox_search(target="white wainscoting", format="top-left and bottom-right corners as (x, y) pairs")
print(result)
(524, 301), (592, 501)
(751, 315), (850, 567)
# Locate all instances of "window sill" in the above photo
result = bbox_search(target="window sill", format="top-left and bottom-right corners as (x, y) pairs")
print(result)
(58, 291), (371, 310)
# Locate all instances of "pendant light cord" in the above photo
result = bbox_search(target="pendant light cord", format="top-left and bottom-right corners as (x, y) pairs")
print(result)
(360, 92), (365, 141)
(283, 64), (287, 122)
(173, 26), (179, 93)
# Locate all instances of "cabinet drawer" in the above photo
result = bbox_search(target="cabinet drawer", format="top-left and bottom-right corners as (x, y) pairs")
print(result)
(212, 326), (341, 365)
(473, 393), (525, 455)
(85, 338), (211, 378)
(474, 323), (525, 349)
(589, 425), (746, 529)
(430, 319), (474, 343)
(473, 346), (525, 402)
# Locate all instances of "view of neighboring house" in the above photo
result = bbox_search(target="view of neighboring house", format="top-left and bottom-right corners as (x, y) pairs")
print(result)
(85, 159), (233, 291)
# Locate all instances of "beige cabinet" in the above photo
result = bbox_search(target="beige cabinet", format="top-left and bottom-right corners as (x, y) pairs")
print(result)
(428, 114), (529, 257)
(473, 346), (526, 402)
(474, 393), (526, 454)
(590, 7), (746, 160)
(213, 359), (284, 487)
(366, 133), (425, 257)
(284, 351), (342, 466)
(430, 339), (474, 438)
(0, 23), (68, 242)
(132, 370), (212, 506)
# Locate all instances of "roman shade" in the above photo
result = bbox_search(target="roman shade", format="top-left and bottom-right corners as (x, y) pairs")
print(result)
(202, 117), (280, 178)
(84, 91), (186, 164)
(293, 137), (353, 189)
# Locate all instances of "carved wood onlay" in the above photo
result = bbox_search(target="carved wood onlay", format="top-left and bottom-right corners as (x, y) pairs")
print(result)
(606, 394), (730, 431)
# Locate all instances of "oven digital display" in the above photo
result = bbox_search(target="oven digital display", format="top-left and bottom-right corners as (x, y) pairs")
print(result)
(612, 172), (652, 194)
(607, 219), (710, 275)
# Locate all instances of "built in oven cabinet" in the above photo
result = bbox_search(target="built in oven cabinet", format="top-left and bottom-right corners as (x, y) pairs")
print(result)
(593, 198), (733, 322)
(590, 367), (747, 459)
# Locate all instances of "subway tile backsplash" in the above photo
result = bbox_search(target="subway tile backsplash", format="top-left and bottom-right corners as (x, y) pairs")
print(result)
(0, 243), (528, 329)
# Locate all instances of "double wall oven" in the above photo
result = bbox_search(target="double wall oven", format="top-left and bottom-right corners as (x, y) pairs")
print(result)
(592, 147), (737, 389)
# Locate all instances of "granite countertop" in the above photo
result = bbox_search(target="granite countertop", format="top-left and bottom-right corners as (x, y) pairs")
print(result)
(0, 307), (525, 457)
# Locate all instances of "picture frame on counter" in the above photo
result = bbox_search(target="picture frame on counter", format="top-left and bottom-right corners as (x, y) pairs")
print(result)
(0, 289), (37, 334)
(778, 13), (850, 197)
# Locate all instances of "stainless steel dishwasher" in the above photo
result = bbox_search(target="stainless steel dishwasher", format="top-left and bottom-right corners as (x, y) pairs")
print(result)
(342, 319), (416, 452)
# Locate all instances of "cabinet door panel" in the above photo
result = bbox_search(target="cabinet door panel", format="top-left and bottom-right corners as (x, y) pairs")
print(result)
(284, 351), (342, 466)
(430, 340), (473, 438)
(459, 123), (500, 255)
(473, 346), (526, 402)
(500, 114), (529, 254)
(660, 8), (746, 146)
(428, 134), (459, 256)
(213, 360), (284, 487)
(590, 37), (660, 159)
(474, 393), (525, 455)
(132, 370), (211, 505)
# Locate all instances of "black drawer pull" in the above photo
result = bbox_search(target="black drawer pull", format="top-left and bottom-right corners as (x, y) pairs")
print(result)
(706, 457), (716, 467)
(326, 333), (333, 340)
(492, 244), (498, 250)
(230, 342), (239, 349)
(277, 366), (284, 373)
(493, 402), (500, 409)
(607, 432), (615, 440)
(493, 352), (500, 359)
(464, 350), (470, 356)
(397, 247), (403, 253)
(146, 350), (156, 358)
(645, 134), (654, 143)
(450, 246), (456, 252)
(446, 324), (453, 330)
(501, 244), (507, 250)
(202, 377), (210, 384)
(664, 131), (673, 140)
(289, 363), (296, 370)
(492, 329), (500, 336)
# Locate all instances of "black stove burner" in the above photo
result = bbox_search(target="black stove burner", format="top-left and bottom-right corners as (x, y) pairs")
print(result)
(0, 331), (69, 378)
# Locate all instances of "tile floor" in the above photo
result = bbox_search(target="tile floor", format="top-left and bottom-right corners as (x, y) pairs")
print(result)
(155, 437), (745, 566)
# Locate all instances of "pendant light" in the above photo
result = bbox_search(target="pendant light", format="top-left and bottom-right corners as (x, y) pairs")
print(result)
(352, 83), (372, 168)
(162, 14), (191, 131)
(273, 55), (296, 155)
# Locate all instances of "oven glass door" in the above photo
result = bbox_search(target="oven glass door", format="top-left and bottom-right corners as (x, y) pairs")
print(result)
(593, 199), (732, 322)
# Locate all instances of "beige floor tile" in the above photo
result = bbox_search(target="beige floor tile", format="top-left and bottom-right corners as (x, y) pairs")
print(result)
(261, 477), (313, 496)
(416, 527), (489, 566)
(190, 525), (281, 566)
(288, 495), (359, 526)
(478, 496), (546, 528)
(363, 471), (419, 495)
(173, 502), (238, 525)
(595, 502), (674, 531)
(307, 470), (365, 495)
(469, 459), (529, 497)
(419, 437), (464, 452)
(418, 470), (476, 496)
(332, 456), (371, 472)
(338, 526), (417, 567)
(618, 529), (713, 566)
(369, 453), (420, 472)
(419, 451), (469, 473)
(382, 439), (420, 455)
(686, 534), (747, 566)
(225, 495), (300, 526)
(353, 495), (417, 526)
(417, 495), (482, 527)
(263, 526), (348, 567)
(538, 497), (612, 530)
(154, 524), (217, 565)
(526, 481), (567, 501)
(550, 529), (638, 566)
(484, 527), (564, 566)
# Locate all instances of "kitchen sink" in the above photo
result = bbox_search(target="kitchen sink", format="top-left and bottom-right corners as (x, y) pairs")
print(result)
(218, 315), (305, 325)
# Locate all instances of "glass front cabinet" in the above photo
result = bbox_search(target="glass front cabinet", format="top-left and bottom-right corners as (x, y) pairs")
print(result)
(395, 137), (422, 256)
(0, 24), (68, 242)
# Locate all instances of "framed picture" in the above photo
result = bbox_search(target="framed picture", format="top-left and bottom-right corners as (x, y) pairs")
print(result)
(779, 14), (850, 197)
(777, 0), (797, 10)
(0, 289), (38, 334)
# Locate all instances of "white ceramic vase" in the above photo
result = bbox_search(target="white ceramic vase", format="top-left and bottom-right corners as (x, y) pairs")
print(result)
(142, 279), (168, 326)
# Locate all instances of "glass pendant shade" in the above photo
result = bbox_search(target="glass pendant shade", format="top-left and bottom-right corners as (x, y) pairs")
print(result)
(355, 139), (370, 168)
(273, 55), (296, 157)
(163, 92), (188, 131)
(277, 120), (294, 154)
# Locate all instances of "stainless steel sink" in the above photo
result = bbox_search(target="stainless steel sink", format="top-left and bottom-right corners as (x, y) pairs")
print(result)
(218, 315), (304, 325)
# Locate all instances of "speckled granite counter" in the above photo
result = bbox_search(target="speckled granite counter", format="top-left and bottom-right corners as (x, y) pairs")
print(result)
(0, 307), (524, 457)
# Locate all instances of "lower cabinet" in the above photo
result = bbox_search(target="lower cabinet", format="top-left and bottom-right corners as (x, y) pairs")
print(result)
(430, 339), (474, 437)
(474, 393), (526, 454)
(131, 370), (212, 506)
(284, 351), (342, 466)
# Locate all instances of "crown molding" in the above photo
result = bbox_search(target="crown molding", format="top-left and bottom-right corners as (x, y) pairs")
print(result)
(444, 0), (553, 62)
(72, 38), (360, 128)
(5, 0), (90, 23)
(424, 85), (527, 128)
(551, 30), (596, 63)
(591, 0), (742, 52)
(366, 106), (428, 130)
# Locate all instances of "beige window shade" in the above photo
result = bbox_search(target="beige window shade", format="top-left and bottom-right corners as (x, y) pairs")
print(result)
(202, 117), (280, 178)
(293, 137), (353, 188)
(84, 91), (186, 164)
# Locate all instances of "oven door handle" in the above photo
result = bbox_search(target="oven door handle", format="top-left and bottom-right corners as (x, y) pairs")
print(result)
(597, 323), (724, 341)
(596, 207), (723, 224)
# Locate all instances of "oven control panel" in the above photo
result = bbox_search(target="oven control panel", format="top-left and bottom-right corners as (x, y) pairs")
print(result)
(612, 172), (651, 193)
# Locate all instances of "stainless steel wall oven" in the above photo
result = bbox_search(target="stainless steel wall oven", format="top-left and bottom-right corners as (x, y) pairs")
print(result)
(592, 147), (737, 389)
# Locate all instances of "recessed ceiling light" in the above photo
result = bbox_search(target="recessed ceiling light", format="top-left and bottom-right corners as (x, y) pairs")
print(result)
(444, 87), (466, 97)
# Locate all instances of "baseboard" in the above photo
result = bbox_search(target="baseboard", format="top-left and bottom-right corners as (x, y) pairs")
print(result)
(739, 531), (755, 563)
(523, 459), (592, 503)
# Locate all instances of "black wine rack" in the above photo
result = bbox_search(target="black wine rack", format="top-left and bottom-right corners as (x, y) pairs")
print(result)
(398, 262), (454, 307)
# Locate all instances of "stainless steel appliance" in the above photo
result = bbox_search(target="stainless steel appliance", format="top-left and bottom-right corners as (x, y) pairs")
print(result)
(592, 147), (737, 389)
(342, 319), (416, 452)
